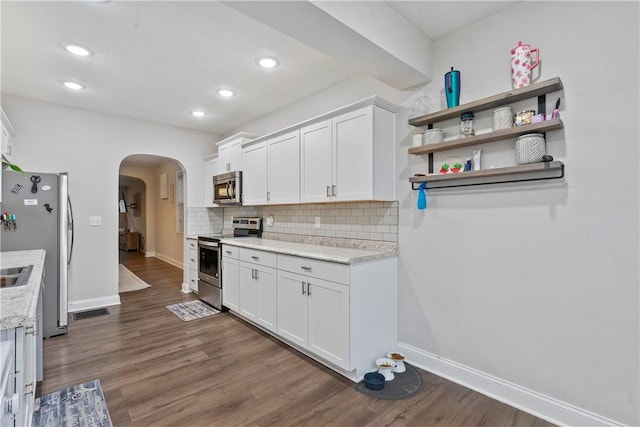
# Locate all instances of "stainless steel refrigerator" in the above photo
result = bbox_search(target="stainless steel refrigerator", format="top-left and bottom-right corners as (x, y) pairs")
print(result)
(1, 171), (74, 338)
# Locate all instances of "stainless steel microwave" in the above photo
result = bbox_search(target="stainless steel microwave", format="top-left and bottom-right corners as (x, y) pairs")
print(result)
(213, 170), (242, 205)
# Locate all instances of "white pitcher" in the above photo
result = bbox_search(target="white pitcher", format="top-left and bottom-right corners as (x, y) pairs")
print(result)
(510, 41), (540, 89)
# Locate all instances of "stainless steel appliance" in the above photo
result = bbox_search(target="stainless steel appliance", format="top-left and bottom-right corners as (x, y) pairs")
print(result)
(197, 216), (261, 310)
(212, 170), (242, 205)
(1, 171), (74, 338)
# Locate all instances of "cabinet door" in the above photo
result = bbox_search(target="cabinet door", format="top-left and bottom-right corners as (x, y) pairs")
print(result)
(332, 106), (373, 201)
(239, 262), (258, 322)
(255, 265), (277, 333)
(300, 120), (333, 203)
(218, 144), (230, 174)
(229, 140), (243, 172)
(268, 131), (300, 204)
(307, 278), (350, 370)
(277, 270), (308, 348)
(222, 257), (240, 311)
(241, 141), (268, 205)
(203, 157), (218, 207)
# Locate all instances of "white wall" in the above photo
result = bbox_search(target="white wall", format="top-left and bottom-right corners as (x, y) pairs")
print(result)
(397, 2), (638, 426)
(1, 95), (215, 310)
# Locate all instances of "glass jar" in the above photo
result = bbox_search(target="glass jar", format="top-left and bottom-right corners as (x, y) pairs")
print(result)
(459, 112), (475, 137)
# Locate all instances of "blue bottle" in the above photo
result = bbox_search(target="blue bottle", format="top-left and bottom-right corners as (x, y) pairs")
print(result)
(445, 66), (460, 108)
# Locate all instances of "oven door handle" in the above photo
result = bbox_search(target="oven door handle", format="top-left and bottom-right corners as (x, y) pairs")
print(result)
(198, 241), (219, 249)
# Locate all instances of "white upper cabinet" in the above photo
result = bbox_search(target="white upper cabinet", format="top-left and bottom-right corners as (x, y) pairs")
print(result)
(300, 120), (332, 203)
(241, 97), (397, 206)
(301, 103), (396, 203)
(241, 140), (268, 205)
(203, 154), (218, 207)
(267, 130), (300, 204)
(215, 132), (256, 174)
(243, 130), (301, 206)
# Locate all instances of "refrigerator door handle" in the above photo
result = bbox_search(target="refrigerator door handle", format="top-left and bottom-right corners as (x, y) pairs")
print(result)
(67, 196), (74, 266)
(58, 173), (69, 328)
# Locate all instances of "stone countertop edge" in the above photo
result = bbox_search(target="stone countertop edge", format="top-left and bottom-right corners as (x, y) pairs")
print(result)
(219, 237), (397, 264)
(0, 250), (46, 330)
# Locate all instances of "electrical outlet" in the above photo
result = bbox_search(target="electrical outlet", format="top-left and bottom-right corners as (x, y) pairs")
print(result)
(314, 217), (321, 228)
(89, 216), (102, 226)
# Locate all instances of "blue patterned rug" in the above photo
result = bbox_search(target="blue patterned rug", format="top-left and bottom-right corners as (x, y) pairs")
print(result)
(165, 300), (220, 321)
(33, 379), (112, 427)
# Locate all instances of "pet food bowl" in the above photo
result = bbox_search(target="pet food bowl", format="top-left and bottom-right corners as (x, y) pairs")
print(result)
(363, 372), (385, 390)
(387, 351), (406, 373)
(376, 357), (397, 381)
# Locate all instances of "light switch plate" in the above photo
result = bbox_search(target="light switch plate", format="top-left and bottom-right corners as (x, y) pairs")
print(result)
(89, 216), (102, 226)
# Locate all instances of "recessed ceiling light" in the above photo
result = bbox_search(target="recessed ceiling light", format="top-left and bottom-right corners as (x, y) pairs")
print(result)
(217, 89), (235, 98)
(191, 110), (206, 118)
(63, 81), (84, 90)
(64, 44), (91, 57)
(257, 57), (279, 69)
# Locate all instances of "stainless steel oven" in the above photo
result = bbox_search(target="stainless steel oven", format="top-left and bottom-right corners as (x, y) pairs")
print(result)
(198, 216), (262, 311)
(198, 238), (221, 309)
(213, 170), (242, 205)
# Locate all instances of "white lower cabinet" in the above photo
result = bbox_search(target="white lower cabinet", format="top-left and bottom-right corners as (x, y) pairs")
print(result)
(222, 243), (397, 381)
(277, 270), (349, 369)
(1, 326), (37, 427)
(185, 238), (199, 293)
(238, 248), (277, 333)
(221, 245), (240, 311)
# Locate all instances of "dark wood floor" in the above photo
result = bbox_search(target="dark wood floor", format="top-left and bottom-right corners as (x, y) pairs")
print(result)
(38, 252), (554, 426)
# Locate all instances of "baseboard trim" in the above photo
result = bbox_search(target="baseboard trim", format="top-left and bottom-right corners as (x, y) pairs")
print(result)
(154, 253), (183, 269)
(398, 342), (624, 427)
(144, 251), (155, 258)
(68, 295), (120, 313)
(181, 282), (191, 293)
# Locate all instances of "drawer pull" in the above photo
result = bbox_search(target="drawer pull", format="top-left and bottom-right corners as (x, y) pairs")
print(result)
(226, 250), (232, 255)
(24, 383), (34, 396)
(301, 266), (312, 271)
(251, 256), (259, 260)
(190, 258), (195, 262)
(301, 281), (306, 295)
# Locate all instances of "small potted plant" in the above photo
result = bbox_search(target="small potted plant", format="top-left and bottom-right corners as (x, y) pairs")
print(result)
(1, 154), (25, 177)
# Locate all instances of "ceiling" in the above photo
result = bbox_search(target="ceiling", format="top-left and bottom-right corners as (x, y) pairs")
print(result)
(1, 1), (516, 137)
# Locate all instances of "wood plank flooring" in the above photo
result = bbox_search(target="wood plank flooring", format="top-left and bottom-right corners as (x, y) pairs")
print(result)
(38, 252), (555, 426)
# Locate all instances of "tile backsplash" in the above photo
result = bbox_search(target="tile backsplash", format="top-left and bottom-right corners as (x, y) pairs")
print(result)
(187, 201), (398, 243)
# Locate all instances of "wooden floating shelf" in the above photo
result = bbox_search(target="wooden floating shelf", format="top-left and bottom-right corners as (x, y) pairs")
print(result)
(408, 77), (564, 127)
(410, 161), (565, 189)
(409, 118), (563, 155)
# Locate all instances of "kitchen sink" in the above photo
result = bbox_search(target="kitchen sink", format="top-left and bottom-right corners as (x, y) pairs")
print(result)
(0, 265), (33, 288)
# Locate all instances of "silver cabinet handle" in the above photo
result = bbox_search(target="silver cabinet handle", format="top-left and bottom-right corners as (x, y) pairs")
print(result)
(302, 281), (306, 295)
(326, 185), (331, 197)
(255, 269), (259, 280)
(331, 185), (336, 197)
(190, 258), (195, 262)
(226, 250), (232, 254)
(251, 256), (259, 260)
(267, 191), (270, 201)
(307, 282), (311, 296)
(301, 266), (312, 271)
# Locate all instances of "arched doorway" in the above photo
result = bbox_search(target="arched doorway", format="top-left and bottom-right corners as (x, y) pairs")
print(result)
(118, 154), (186, 292)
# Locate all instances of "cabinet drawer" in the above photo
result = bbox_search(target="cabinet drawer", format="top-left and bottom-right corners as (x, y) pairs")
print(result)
(239, 248), (277, 268)
(221, 244), (239, 259)
(187, 249), (198, 272)
(186, 239), (198, 251)
(278, 254), (349, 284)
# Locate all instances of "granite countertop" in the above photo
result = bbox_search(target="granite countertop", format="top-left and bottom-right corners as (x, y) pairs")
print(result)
(0, 250), (46, 330)
(219, 237), (396, 264)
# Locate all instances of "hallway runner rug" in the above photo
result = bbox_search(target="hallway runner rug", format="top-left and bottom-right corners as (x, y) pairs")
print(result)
(165, 300), (220, 321)
(118, 264), (151, 293)
(32, 379), (112, 427)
